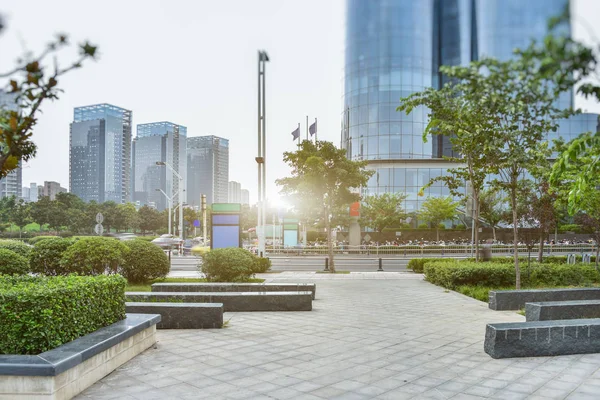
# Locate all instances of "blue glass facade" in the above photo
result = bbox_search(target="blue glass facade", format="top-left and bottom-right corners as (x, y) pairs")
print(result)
(343, 0), (599, 213)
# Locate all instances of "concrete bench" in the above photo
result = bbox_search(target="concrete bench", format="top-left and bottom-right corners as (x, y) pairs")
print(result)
(125, 291), (312, 312)
(152, 282), (316, 300)
(489, 288), (600, 311)
(484, 319), (600, 358)
(526, 300), (600, 322)
(126, 302), (223, 329)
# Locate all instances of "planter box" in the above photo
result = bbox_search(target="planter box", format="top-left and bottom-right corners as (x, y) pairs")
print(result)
(0, 313), (160, 400)
(489, 288), (600, 311)
(126, 302), (223, 329)
(151, 282), (317, 300)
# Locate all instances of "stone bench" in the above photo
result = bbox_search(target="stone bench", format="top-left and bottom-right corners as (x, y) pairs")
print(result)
(526, 300), (600, 321)
(126, 291), (312, 312)
(152, 282), (317, 300)
(489, 288), (600, 311)
(484, 319), (600, 358)
(126, 302), (223, 329)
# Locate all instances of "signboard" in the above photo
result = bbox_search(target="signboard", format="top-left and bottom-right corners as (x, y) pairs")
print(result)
(396, 232), (402, 237)
(96, 213), (104, 224)
(193, 219), (200, 227)
(349, 202), (360, 217)
(211, 203), (241, 249)
(94, 223), (104, 235)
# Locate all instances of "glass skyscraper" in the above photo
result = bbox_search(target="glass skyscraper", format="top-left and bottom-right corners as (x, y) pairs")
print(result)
(69, 104), (132, 203)
(0, 90), (22, 200)
(187, 136), (229, 206)
(342, 0), (599, 216)
(132, 122), (187, 211)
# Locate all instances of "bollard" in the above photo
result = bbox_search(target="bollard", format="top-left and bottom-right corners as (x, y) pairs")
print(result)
(324, 257), (329, 272)
(378, 258), (383, 271)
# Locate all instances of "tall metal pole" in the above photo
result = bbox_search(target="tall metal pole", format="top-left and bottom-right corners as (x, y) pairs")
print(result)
(202, 194), (207, 244)
(261, 52), (267, 257)
(257, 52), (263, 256)
(306, 115), (308, 140)
(256, 51), (269, 257)
(179, 184), (184, 240)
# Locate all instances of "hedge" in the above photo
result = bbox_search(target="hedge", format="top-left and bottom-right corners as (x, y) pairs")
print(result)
(60, 237), (129, 275)
(0, 249), (29, 275)
(0, 239), (32, 259)
(29, 238), (74, 276)
(0, 275), (126, 354)
(28, 236), (60, 245)
(121, 240), (169, 283)
(200, 247), (264, 282)
(407, 258), (440, 273)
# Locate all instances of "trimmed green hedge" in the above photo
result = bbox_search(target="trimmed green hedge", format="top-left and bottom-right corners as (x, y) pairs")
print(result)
(408, 258), (440, 273)
(0, 275), (126, 355)
(0, 249), (29, 275)
(121, 240), (169, 283)
(28, 236), (60, 245)
(29, 238), (74, 276)
(60, 237), (129, 275)
(200, 247), (266, 282)
(0, 239), (32, 259)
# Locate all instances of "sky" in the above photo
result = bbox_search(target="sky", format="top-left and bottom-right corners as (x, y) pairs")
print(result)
(1, 0), (599, 205)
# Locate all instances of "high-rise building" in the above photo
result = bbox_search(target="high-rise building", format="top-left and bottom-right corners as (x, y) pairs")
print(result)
(241, 189), (250, 206)
(41, 181), (67, 200)
(187, 136), (229, 206)
(132, 122), (187, 211)
(29, 183), (38, 203)
(21, 186), (30, 201)
(69, 104), (132, 203)
(342, 0), (599, 215)
(228, 181), (241, 203)
(0, 90), (22, 200)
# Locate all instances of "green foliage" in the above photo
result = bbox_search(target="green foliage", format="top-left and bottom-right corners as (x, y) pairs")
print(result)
(0, 239), (31, 258)
(29, 238), (74, 276)
(0, 249), (29, 275)
(121, 240), (169, 283)
(0, 275), (125, 354)
(407, 258), (439, 273)
(253, 257), (272, 273)
(455, 224), (466, 230)
(138, 205), (163, 234)
(360, 192), (408, 233)
(418, 197), (458, 241)
(418, 223), (429, 229)
(558, 224), (582, 233)
(200, 247), (262, 282)
(60, 237), (129, 275)
(28, 235), (60, 244)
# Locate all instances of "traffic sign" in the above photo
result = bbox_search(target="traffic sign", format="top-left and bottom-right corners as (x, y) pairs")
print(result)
(94, 223), (104, 235)
(193, 219), (200, 227)
(96, 213), (104, 224)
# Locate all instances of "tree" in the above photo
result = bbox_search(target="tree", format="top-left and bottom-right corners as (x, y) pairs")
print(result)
(101, 201), (118, 233)
(0, 17), (97, 177)
(0, 196), (15, 232)
(183, 207), (198, 237)
(277, 140), (373, 272)
(9, 199), (31, 238)
(360, 192), (408, 233)
(478, 189), (504, 242)
(116, 203), (139, 233)
(418, 197), (458, 241)
(138, 205), (162, 234)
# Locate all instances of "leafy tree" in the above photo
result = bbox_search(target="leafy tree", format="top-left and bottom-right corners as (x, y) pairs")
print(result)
(9, 199), (31, 238)
(277, 140), (373, 272)
(30, 196), (66, 233)
(183, 207), (198, 237)
(418, 197), (458, 241)
(0, 196), (15, 232)
(240, 205), (258, 231)
(360, 192), (408, 233)
(138, 205), (162, 234)
(0, 17), (97, 177)
(116, 203), (139, 233)
(101, 201), (118, 233)
(478, 189), (504, 242)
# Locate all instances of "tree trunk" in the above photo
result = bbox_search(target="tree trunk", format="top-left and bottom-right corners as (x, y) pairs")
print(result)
(596, 234), (599, 269)
(473, 191), (480, 262)
(492, 226), (497, 242)
(538, 230), (544, 263)
(325, 205), (335, 273)
(436, 227), (439, 242)
(511, 192), (520, 289)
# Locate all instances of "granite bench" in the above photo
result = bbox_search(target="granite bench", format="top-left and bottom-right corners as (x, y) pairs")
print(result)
(125, 291), (312, 312)
(526, 300), (600, 322)
(151, 282), (317, 300)
(484, 318), (600, 358)
(489, 288), (600, 311)
(126, 302), (223, 329)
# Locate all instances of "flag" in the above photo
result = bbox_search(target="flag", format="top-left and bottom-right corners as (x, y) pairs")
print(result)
(309, 120), (317, 136)
(291, 126), (300, 140)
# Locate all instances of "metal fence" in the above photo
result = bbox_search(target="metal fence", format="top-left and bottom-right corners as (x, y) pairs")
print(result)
(265, 244), (597, 257)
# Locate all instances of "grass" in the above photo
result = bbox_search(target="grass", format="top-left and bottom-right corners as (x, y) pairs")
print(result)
(316, 270), (351, 274)
(454, 284), (600, 303)
(126, 277), (265, 292)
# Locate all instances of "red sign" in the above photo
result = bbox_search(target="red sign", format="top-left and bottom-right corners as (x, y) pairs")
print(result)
(349, 202), (360, 217)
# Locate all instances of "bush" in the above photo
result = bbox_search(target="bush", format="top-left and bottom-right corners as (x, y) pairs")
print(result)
(418, 223), (429, 229)
(424, 260), (515, 289)
(437, 223), (446, 230)
(121, 240), (169, 283)
(200, 247), (260, 282)
(30, 238), (74, 276)
(253, 257), (272, 273)
(0, 275), (126, 354)
(0, 239), (32, 259)
(60, 237), (129, 275)
(558, 224), (582, 233)
(28, 236), (60, 245)
(0, 249), (29, 275)
(407, 258), (439, 273)
(455, 224), (466, 230)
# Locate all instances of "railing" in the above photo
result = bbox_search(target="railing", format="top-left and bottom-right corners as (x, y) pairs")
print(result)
(265, 244), (597, 257)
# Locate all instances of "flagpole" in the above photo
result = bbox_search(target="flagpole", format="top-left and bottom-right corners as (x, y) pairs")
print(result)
(306, 115), (308, 141)
(314, 118), (318, 142)
(297, 122), (300, 147)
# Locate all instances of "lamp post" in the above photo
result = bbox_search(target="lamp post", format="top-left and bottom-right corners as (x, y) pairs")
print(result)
(155, 189), (172, 235)
(156, 161), (184, 240)
(256, 50), (269, 257)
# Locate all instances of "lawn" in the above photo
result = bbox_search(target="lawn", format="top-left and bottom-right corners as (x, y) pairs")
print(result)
(126, 277), (265, 292)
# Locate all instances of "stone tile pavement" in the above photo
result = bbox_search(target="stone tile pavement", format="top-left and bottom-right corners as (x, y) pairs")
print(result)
(77, 274), (600, 399)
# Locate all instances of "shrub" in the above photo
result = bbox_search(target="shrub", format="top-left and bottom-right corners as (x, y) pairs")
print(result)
(28, 236), (60, 245)
(0, 249), (29, 275)
(418, 223), (429, 229)
(200, 247), (259, 282)
(424, 260), (514, 289)
(407, 258), (439, 273)
(0, 275), (126, 354)
(60, 237), (129, 275)
(558, 224), (582, 233)
(0, 239), (32, 259)
(121, 240), (169, 283)
(30, 238), (74, 276)
(437, 223), (446, 230)
(455, 224), (466, 230)
(253, 257), (272, 273)
(526, 263), (600, 287)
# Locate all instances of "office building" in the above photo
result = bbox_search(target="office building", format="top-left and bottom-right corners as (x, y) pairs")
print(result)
(69, 104), (132, 203)
(132, 122), (187, 211)
(187, 136), (229, 206)
(0, 90), (22, 199)
(21, 186), (29, 201)
(41, 181), (67, 200)
(241, 189), (250, 206)
(228, 181), (241, 203)
(29, 183), (38, 202)
(341, 0), (599, 215)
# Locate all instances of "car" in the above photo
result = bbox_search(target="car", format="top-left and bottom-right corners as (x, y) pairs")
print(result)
(191, 245), (210, 256)
(183, 239), (200, 256)
(115, 233), (137, 241)
(151, 234), (182, 249)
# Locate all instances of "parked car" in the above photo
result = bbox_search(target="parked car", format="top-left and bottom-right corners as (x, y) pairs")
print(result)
(183, 239), (200, 255)
(115, 233), (137, 241)
(151, 234), (182, 249)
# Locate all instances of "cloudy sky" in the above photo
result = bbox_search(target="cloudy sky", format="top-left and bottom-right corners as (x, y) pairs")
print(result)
(1, 0), (599, 205)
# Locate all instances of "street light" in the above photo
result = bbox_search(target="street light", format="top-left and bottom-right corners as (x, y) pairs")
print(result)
(256, 50), (269, 257)
(155, 189), (172, 235)
(156, 161), (184, 240)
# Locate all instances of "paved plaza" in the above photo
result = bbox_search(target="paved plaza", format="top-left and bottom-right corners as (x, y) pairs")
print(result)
(78, 273), (600, 399)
